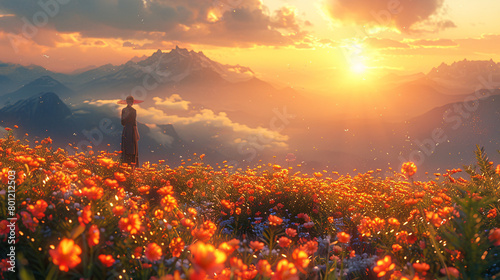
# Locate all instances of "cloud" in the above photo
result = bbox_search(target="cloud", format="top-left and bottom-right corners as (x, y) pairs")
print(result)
(364, 37), (409, 49)
(408, 38), (458, 47)
(146, 124), (175, 147)
(153, 94), (190, 111)
(0, 0), (309, 47)
(86, 98), (289, 158)
(323, 0), (454, 33)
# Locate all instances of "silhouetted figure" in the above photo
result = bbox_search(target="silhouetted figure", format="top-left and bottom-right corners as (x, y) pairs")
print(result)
(121, 96), (140, 166)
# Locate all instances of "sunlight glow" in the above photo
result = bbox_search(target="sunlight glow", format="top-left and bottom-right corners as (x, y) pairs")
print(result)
(351, 62), (366, 74)
(207, 9), (220, 23)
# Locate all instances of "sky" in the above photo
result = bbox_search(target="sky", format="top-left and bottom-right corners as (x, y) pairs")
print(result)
(1, 0), (499, 90)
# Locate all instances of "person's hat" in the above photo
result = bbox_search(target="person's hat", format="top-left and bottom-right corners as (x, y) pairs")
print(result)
(117, 95), (144, 104)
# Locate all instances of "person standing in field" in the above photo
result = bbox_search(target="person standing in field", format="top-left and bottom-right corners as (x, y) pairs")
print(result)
(119, 95), (142, 166)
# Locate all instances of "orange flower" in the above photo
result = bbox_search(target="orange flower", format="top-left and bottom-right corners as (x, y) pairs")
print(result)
(112, 205), (126, 217)
(249, 241), (265, 251)
(373, 256), (395, 277)
(487, 209), (497, 219)
(191, 221), (217, 242)
(286, 228), (297, 237)
(256, 260), (272, 277)
(413, 263), (430, 276)
(114, 172), (127, 182)
(190, 242), (227, 275)
(388, 218), (400, 227)
(138, 185), (151, 195)
(97, 158), (115, 168)
(87, 224), (100, 247)
(49, 238), (82, 272)
(118, 213), (142, 234)
(272, 259), (299, 280)
(401, 162), (417, 177)
(161, 195), (178, 212)
(145, 243), (163, 262)
(79, 205), (92, 225)
(27, 200), (48, 220)
(426, 211), (444, 227)
(300, 240), (318, 255)
(268, 215), (283, 226)
(218, 239), (239, 256)
(489, 228), (500, 246)
(496, 164), (500, 175)
(292, 249), (309, 271)
(181, 218), (195, 228)
(63, 160), (78, 169)
(188, 208), (198, 217)
(98, 254), (115, 267)
(278, 236), (292, 248)
(104, 178), (119, 189)
(82, 187), (104, 200)
(392, 244), (402, 252)
(432, 196), (444, 205)
(337, 232), (351, 243)
(169, 237), (185, 258)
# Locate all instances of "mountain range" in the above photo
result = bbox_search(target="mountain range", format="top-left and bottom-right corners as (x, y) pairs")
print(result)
(0, 48), (499, 175)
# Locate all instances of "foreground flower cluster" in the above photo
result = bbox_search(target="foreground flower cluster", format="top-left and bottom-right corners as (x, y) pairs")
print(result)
(0, 130), (499, 280)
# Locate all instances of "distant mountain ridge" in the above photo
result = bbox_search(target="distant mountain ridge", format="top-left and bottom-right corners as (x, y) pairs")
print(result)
(2, 75), (73, 106)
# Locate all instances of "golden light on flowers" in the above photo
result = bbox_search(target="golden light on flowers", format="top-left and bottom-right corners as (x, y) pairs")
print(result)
(169, 237), (185, 258)
(145, 242), (163, 262)
(190, 242), (227, 275)
(27, 199), (48, 219)
(118, 213), (142, 234)
(87, 224), (100, 247)
(98, 254), (115, 267)
(392, 244), (402, 252)
(401, 162), (417, 177)
(337, 231), (351, 243)
(373, 255), (395, 277)
(257, 259), (272, 277)
(292, 249), (309, 271)
(272, 259), (299, 280)
(79, 205), (92, 225)
(49, 238), (82, 272)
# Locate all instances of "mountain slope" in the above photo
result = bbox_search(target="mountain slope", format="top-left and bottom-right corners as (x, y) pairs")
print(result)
(0, 92), (74, 135)
(1, 76), (73, 106)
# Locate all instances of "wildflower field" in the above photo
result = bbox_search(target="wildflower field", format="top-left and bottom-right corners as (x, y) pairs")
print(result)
(1, 130), (500, 280)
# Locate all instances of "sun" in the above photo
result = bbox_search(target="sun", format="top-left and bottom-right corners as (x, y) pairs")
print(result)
(351, 62), (367, 74)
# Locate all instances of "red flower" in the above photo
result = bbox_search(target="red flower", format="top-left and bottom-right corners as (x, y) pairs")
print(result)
(286, 228), (297, 237)
(337, 232), (351, 243)
(169, 237), (185, 258)
(145, 243), (163, 262)
(401, 162), (417, 177)
(489, 228), (500, 246)
(49, 239), (82, 272)
(98, 255), (115, 267)
(249, 241), (265, 251)
(278, 236), (292, 248)
(87, 224), (100, 247)
(268, 215), (283, 226)
(373, 256), (395, 278)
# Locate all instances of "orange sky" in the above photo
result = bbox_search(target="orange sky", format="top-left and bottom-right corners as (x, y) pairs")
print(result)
(1, 0), (499, 90)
